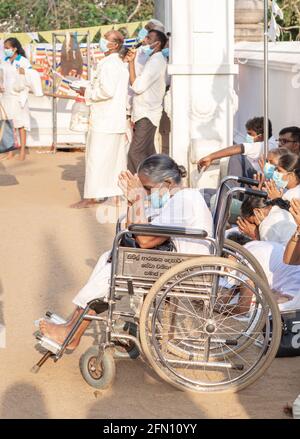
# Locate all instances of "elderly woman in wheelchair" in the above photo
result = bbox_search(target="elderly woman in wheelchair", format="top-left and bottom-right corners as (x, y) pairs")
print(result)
(34, 155), (282, 393)
(38, 154), (213, 351)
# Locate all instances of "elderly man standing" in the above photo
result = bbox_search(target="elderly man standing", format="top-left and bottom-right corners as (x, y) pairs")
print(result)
(126, 30), (168, 174)
(71, 31), (129, 209)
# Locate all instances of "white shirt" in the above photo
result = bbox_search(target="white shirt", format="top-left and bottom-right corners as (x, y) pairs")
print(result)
(151, 188), (213, 255)
(131, 52), (167, 127)
(283, 184), (300, 202)
(85, 53), (129, 134)
(259, 206), (296, 245)
(242, 136), (277, 172)
(245, 241), (300, 311)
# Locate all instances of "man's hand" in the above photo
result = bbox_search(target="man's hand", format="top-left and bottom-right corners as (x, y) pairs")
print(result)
(0, 85), (4, 93)
(237, 217), (259, 240)
(290, 199), (300, 228)
(118, 171), (146, 205)
(258, 156), (265, 173)
(263, 179), (283, 200)
(125, 49), (137, 64)
(197, 156), (213, 172)
(18, 67), (25, 75)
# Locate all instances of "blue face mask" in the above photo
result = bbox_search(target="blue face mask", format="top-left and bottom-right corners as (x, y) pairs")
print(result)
(162, 48), (170, 58)
(99, 38), (109, 53)
(272, 170), (288, 190)
(245, 134), (255, 143)
(137, 28), (148, 42)
(264, 162), (276, 180)
(4, 48), (15, 58)
(149, 190), (170, 210)
(141, 45), (154, 57)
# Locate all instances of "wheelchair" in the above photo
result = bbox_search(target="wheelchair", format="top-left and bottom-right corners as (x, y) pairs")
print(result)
(32, 176), (282, 393)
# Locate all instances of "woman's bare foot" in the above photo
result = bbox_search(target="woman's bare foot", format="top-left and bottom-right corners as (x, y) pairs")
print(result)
(39, 320), (79, 350)
(17, 151), (26, 161)
(70, 199), (97, 209)
(0, 151), (14, 161)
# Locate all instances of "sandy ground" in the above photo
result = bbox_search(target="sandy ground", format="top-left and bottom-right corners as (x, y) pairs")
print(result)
(0, 149), (299, 419)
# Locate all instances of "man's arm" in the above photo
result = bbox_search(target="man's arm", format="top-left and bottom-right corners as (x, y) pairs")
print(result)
(85, 61), (119, 103)
(198, 144), (243, 171)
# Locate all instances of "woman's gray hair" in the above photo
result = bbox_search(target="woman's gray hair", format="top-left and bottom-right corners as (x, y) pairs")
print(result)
(138, 154), (187, 184)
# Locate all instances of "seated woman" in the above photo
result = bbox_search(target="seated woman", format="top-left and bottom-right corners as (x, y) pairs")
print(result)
(39, 154), (213, 349)
(237, 195), (297, 245)
(284, 199), (300, 266)
(224, 232), (300, 315)
(263, 150), (300, 201)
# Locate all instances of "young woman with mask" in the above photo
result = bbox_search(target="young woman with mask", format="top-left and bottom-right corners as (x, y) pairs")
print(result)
(263, 151), (300, 201)
(0, 38), (42, 161)
(38, 154), (213, 350)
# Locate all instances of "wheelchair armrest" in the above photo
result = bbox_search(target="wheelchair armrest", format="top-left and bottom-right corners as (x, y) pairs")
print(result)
(128, 224), (208, 239)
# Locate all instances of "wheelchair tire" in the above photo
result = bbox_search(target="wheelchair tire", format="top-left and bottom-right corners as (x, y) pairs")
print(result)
(113, 321), (140, 360)
(139, 256), (282, 393)
(79, 347), (116, 390)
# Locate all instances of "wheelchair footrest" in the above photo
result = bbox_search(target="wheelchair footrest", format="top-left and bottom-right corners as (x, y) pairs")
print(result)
(35, 332), (62, 355)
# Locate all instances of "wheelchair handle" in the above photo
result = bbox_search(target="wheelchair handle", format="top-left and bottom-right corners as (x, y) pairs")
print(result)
(237, 177), (259, 187)
(128, 224), (208, 239)
(244, 188), (268, 199)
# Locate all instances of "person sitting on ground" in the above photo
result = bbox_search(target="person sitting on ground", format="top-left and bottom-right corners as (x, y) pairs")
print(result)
(197, 117), (276, 177)
(263, 150), (300, 202)
(284, 199), (300, 266)
(236, 195), (297, 245)
(39, 154), (213, 350)
(223, 232), (300, 315)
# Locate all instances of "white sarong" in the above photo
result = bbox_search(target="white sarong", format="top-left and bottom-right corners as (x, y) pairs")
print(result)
(84, 130), (127, 199)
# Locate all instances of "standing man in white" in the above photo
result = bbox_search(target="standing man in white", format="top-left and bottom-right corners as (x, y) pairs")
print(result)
(126, 30), (167, 174)
(71, 31), (129, 209)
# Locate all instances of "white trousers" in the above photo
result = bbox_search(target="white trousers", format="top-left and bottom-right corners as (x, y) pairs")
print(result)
(73, 251), (112, 309)
(84, 130), (127, 199)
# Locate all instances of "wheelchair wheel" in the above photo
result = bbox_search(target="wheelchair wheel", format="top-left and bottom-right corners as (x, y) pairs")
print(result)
(223, 239), (268, 284)
(139, 256), (281, 393)
(79, 347), (116, 389)
(113, 320), (140, 360)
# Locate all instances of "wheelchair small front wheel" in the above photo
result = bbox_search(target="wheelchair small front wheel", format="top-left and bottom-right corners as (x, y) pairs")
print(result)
(79, 347), (116, 389)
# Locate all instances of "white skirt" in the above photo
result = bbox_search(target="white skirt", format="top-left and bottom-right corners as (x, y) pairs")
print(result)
(84, 130), (127, 199)
(0, 93), (30, 131)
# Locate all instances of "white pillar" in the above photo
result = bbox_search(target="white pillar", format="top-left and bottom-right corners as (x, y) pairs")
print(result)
(169, 0), (238, 188)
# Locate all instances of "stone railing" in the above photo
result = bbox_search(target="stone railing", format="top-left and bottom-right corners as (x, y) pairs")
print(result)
(235, 0), (264, 42)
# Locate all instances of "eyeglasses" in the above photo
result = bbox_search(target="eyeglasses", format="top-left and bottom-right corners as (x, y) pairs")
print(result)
(277, 139), (295, 145)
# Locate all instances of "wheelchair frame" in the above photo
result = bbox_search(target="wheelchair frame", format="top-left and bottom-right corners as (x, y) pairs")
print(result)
(32, 176), (282, 393)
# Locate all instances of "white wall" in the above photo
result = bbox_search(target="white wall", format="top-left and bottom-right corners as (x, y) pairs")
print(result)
(27, 95), (85, 147)
(234, 42), (300, 143)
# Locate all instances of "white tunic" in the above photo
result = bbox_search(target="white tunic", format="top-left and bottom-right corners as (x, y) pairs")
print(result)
(73, 189), (213, 308)
(83, 53), (129, 199)
(0, 55), (43, 130)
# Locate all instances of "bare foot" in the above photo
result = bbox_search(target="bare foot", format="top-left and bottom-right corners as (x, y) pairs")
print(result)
(0, 151), (14, 161)
(16, 152), (26, 161)
(70, 199), (97, 209)
(39, 319), (79, 350)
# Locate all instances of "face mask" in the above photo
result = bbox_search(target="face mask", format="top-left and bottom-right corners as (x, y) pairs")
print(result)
(99, 38), (110, 54)
(264, 162), (276, 180)
(4, 48), (15, 58)
(141, 45), (154, 57)
(137, 28), (148, 42)
(162, 48), (170, 58)
(245, 134), (255, 144)
(149, 190), (170, 210)
(272, 170), (288, 190)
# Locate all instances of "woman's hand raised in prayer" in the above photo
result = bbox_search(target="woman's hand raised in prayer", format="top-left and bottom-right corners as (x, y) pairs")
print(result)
(290, 199), (300, 229)
(237, 217), (259, 240)
(263, 179), (283, 200)
(252, 172), (265, 190)
(118, 171), (147, 206)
